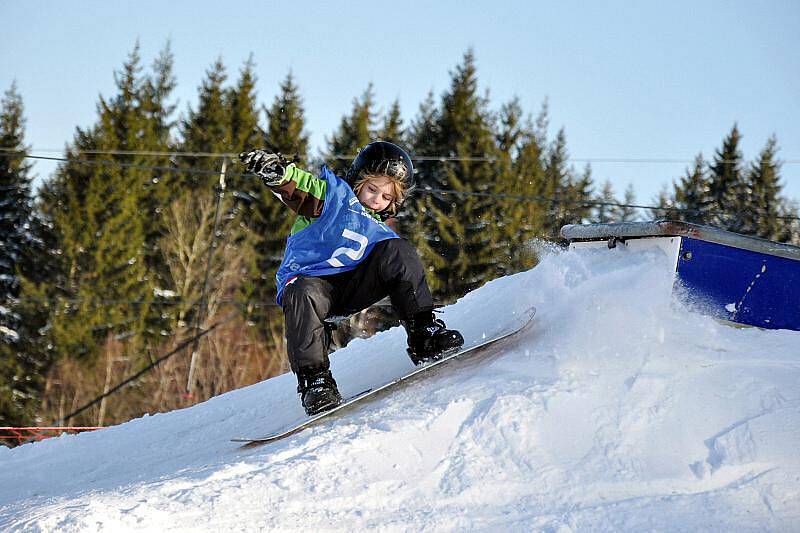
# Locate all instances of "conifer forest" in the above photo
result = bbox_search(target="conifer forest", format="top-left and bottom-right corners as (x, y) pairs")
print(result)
(1, 45), (798, 432)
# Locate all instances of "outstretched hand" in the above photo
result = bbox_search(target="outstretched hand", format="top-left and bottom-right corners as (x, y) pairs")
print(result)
(239, 149), (290, 186)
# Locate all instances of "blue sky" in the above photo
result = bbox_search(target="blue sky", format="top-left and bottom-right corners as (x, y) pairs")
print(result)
(2, 0), (798, 205)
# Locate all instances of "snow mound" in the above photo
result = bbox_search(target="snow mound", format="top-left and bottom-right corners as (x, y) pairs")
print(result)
(1, 245), (799, 531)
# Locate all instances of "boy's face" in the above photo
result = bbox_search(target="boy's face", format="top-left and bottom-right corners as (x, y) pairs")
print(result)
(357, 175), (395, 213)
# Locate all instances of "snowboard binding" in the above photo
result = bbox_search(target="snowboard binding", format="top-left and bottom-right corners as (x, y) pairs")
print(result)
(402, 311), (465, 366)
(297, 368), (342, 416)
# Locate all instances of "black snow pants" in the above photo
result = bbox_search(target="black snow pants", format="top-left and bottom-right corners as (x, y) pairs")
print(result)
(281, 238), (434, 374)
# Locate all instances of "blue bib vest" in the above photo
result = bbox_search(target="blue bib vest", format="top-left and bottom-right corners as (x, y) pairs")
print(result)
(275, 166), (399, 305)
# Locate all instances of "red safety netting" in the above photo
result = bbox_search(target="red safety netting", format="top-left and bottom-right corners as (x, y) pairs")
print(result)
(0, 427), (103, 446)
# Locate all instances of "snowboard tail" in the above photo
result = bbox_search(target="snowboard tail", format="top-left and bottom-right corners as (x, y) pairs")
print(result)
(232, 306), (536, 445)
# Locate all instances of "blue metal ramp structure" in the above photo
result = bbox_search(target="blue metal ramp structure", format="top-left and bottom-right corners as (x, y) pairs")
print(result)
(561, 220), (800, 332)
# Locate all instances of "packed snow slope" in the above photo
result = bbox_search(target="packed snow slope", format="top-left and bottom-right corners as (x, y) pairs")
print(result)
(2, 244), (799, 532)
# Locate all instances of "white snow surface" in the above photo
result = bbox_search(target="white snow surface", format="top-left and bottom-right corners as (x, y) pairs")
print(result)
(2, 245), (799, 531)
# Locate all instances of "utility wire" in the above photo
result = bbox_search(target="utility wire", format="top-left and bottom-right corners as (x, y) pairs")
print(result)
(2, 147), (800, 164)
(5, 295), (426, 309)
(6, 296), (279, 307)
(0, 153), (249, 178)
(2, 151), (798, 221)
(421, 187), (800, 222)
(0, 148), (236, 158)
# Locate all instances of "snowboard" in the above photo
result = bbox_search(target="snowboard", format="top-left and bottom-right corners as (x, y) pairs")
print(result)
(232, 306), (536, 445)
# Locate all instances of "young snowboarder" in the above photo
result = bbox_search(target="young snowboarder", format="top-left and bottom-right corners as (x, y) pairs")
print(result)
(240, 141), (464, 416)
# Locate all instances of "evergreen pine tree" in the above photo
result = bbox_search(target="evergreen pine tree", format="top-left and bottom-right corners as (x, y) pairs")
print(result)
(407, 91), (440, 179)
(513, 123), (548, 234)
(179, 58), (231, 190)
(139, 42), (178, 207)
(492, 97), (524, 276)
(406, 91), (442, 263)
(492, 97), (546, 275)
(595, 181), (618, 223)
(37, 44), (157, 366)
(0, 83), (32, 337)
(417, 50), (499, 299)
(263, 71), (308, 164)
(514, 99), (551, 237)
(708, 124), (745, 231)
(776, 200), (800, 245)
(744, 136), (784, 239)
(618, 183), (639, 222)
(379, 99), (405, 145)
(230, 57), (262, 146)
(542, 129), (573, 237)
(0, 83), (52, 425)
(138, 43), (179, 298)
(538, 122), (594, 233)
(649, 185), (674, 220)
(672, 154), (710, 224)
(228, 55), (265, 188)
(566, 164), (594, 225)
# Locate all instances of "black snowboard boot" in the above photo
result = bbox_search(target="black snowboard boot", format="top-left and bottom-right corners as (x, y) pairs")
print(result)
(402, 311), (465, 365)
(297, 368), (342, 416)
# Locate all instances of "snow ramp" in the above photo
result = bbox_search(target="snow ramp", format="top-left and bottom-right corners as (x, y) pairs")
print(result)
(1, 244), (799, 531)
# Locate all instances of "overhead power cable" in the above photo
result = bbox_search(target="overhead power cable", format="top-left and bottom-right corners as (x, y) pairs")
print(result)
(1, 151), (798, 221)
(6, 294), (434, 309)
(2, 147), (800, 165)
(0, 153), (248, 178)
(420, 187), (800, 222)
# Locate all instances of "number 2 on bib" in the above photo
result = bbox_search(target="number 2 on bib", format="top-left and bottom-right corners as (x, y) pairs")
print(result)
(326, 229), (368, 267)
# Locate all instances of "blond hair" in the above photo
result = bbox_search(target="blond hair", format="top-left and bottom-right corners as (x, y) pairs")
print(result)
(352, 172), (407, 217)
